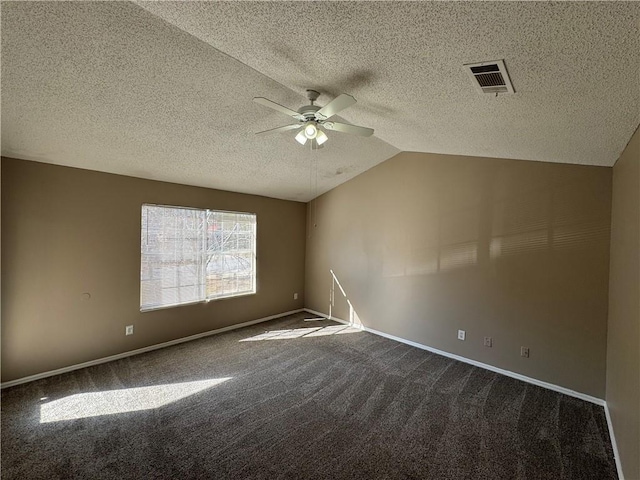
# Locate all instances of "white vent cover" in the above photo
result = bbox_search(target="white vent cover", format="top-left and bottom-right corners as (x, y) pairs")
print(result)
(464, 59), (515, 94)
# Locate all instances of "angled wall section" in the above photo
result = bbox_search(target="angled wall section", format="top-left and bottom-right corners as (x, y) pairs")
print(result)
(305, 151), (612, 398)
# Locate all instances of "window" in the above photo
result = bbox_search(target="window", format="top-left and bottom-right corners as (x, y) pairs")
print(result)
(140, 204), (256, 311)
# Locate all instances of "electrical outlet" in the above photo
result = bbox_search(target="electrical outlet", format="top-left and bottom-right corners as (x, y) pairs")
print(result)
(521, 346), (529, 358)
(457, 330), (466, 341)
(125, 325), (134, 336)
(484, 336), (492, 347)
(293, 293), (298, 300)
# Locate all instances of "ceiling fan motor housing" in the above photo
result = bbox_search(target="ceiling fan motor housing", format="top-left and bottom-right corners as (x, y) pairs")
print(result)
(298, 104), (321, 122)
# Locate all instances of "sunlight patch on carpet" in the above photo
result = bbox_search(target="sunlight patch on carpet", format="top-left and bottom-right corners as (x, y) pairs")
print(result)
(40, 378), (232, 423)
(239, 325), (363, 342)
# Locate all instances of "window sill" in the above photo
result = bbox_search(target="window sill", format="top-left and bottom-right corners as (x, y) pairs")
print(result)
(140, 290), (256, 313)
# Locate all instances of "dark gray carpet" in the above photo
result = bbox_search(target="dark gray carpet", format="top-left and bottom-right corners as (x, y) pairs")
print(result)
(1, 312), (618, 479)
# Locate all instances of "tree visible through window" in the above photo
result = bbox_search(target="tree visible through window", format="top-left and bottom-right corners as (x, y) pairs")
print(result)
(140, 204), (256, 311)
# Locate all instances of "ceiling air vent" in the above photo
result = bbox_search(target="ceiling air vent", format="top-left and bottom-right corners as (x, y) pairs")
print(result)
(464, 59), (515, 95)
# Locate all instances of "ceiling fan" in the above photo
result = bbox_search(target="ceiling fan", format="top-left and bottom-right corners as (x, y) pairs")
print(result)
(253, 89), (374, 149)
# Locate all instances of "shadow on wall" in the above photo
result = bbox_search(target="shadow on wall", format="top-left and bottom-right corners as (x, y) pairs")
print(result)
(311, 160), (612, 352)
(381, 166), (610, 278)
(330, 269), (364, 328)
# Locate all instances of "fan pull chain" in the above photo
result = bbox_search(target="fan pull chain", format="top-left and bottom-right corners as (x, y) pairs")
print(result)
(314, 145), (318, 228)
(307, 140), (319, 229)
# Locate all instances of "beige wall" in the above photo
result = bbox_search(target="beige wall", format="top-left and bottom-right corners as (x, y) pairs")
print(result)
(606, 126), (640, 480)
(305, 151), (612, 398)
(1, 157), (306, 382)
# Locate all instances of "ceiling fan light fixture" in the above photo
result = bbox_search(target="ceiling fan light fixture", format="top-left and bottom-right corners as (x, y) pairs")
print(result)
(304, 122), (318, 139)
(316, 129), (328, 145)
(295, 130), (307, 145)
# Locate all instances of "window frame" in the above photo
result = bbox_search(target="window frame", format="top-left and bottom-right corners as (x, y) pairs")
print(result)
(140, 203), (257, 312)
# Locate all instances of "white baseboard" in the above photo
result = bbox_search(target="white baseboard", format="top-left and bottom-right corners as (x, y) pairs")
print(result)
(604, 403), (625, 480)
(1, 309), (304, 389)
(303, 308), (605, 406)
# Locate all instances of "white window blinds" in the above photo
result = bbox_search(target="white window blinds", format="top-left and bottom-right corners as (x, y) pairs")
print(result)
(141, 204), (256, 311)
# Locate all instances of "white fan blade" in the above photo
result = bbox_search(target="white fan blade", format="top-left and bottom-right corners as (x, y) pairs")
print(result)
(254, 97), (305, 121)
(315, 94), (356, 120)
(255, 124), (301, 136)
(323, 121), (374, 137)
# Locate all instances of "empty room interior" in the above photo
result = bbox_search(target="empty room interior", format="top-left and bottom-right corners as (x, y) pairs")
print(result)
(1, 2), (639, 479)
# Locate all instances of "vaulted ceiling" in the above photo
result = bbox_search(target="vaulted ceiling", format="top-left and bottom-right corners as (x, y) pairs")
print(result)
(2, 1), (639, 202)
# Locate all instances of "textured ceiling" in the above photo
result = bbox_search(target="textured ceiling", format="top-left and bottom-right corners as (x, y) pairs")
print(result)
(2, 1), (639, 202)
(0, 1), (398, 202)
